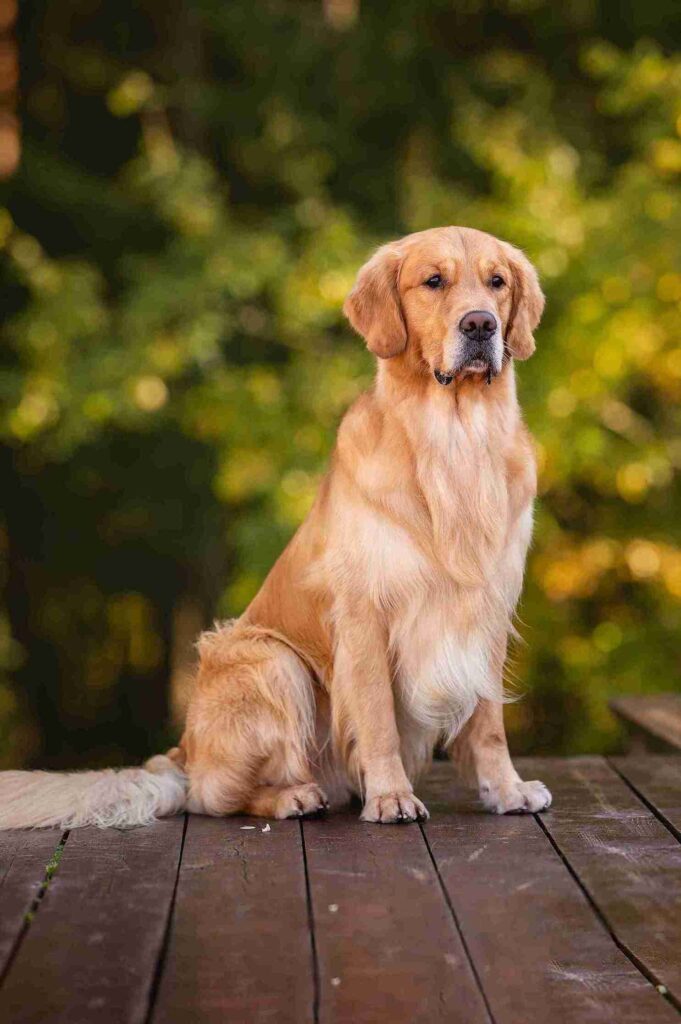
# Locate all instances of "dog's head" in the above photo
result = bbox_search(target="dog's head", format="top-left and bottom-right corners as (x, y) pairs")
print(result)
(343, 226), (544, 386)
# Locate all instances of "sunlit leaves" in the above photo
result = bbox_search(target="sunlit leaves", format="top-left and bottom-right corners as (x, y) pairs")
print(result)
(2, 5), (681, 762)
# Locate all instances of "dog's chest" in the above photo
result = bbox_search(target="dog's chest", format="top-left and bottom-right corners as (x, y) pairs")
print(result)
(414, 404), (512, 586)
(347, 498), (434, 605)
(390, 584), (504, 738)
(339, 388), (530, 607)
(350, 435), (513, 607)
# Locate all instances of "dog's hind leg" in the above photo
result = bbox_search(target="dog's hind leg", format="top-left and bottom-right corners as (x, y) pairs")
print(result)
(244, 782), (328, 819)
(182, 623), (324, 818)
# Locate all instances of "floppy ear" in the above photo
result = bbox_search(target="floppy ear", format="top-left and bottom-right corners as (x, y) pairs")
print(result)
(343, 245), (407, 359)
(503, 244), (545, 361)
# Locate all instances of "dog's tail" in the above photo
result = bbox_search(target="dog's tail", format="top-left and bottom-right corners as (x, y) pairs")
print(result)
(0, 752), (188, 830)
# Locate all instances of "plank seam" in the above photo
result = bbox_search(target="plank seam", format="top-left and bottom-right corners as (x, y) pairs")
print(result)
(534, 812), (681, 1016)
(419, 822), (496, 1024)
(300, 819), (320, 1024)
(0, 829), (69, 991)
(607, 758), (681, 843)
(144, 812), (189, 1024)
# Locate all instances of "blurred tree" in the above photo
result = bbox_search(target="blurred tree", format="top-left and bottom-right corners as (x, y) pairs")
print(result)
(0, 0), (680, 765)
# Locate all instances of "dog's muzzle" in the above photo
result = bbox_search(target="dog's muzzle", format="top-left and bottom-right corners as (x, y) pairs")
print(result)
(434, 310), (501, 387)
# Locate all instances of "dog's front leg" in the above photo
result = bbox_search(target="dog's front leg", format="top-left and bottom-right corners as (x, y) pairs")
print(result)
(450, 698), (552, 814)
(333, 603), (429, 824)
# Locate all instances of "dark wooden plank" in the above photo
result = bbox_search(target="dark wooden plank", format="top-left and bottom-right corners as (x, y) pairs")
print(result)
(0, 828), (64, 977)
(0, 817), (185, 1024)
(303, 810), (490, 1024)
(524, 756), (681, 1008)
(610, 695), (681, 752)
(151, 814), (314, 1024)
(420, 762), (677, 1024)
(611, 755), (681, 836)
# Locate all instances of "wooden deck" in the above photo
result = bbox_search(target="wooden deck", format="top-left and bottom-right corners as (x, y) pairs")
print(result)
(1, 756), (681, 1023)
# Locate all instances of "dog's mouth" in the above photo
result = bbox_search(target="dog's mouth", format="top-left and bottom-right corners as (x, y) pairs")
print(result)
(434, 369), (454, 386)
(434, 356), (496, 387)
(465, 358), (489, 374)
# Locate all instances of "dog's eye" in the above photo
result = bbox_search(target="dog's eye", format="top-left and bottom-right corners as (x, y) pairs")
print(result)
(424, 274), (442, 289)
(490, 275), (505, 289)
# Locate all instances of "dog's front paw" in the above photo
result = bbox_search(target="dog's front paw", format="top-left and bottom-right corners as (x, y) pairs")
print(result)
(481, 779), (552, 815)
(361, 792), (429, 824)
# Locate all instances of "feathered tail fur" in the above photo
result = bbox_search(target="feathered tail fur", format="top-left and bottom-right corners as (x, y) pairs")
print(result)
(0, 754), (188, 830)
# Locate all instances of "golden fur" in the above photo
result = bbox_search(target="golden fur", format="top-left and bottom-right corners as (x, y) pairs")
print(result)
(0, 225), (552, 830)
(178, 225), (551, 823)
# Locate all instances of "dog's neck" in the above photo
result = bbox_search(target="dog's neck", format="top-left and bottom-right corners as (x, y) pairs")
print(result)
(373, 355), (522, 586)
(374, 355), (520, 440)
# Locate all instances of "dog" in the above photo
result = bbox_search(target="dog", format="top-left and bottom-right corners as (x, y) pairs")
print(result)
(0, 226), (552, 829)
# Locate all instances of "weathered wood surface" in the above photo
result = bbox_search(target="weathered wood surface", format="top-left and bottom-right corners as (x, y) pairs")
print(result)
(1, 758), (681, 1023)
(612, 755), (681, 837)
(0, 818), (185, 1024)
(421, 763), (677, 1024)
(610, 695), (681, 752)
(525, 757), (681, 1007)
(151, 815), (315, 1024)
(303, 809), (489, 1024)
(0, 827), (64, 978)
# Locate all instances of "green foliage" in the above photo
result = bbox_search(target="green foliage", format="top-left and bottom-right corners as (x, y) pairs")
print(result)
(1, 1), (680, 765)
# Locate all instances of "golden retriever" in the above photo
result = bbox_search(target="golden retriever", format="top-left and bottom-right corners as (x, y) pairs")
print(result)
(0, 226), (551, 829)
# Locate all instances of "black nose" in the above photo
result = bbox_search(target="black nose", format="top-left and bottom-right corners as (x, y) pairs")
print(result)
(459, 310), (497, 341)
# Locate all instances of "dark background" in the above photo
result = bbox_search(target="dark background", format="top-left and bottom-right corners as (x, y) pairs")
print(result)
(1, 0), (680, 768)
